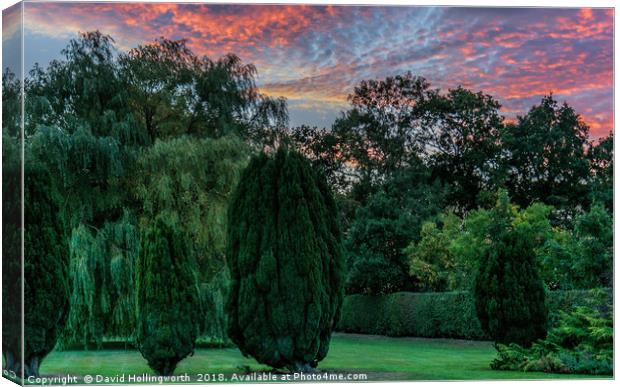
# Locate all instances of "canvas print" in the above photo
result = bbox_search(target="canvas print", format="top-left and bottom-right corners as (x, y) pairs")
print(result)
(1, 1), (614, 385)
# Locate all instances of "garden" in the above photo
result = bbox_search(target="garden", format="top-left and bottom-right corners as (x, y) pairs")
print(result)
(2, 30), (613, 383)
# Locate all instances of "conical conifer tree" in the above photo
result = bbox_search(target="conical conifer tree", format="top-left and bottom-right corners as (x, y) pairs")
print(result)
(226, 147), (344, 372)
(2, 160), (71, 378)
(474, 224), (548, 347)
(135, 218), (202, 376)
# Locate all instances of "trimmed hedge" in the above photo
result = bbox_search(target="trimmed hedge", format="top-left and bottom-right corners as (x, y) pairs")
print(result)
(337, 289), (611, 340)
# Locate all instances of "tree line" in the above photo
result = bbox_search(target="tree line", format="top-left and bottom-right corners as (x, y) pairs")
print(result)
(2, 31), (613, 377)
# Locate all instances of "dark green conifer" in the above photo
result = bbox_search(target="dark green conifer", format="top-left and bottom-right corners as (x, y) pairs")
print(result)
(2, 161), (71, 378)
(474, 225), (548, 347)
(135, 218), (202, 376)
(226, 148), (344, 372)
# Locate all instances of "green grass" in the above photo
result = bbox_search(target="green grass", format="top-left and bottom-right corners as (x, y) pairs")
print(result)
(33, 334), (608, 383)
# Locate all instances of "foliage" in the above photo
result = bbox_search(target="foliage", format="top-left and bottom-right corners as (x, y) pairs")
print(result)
(28, 126), (126, 230)
(118, 38), (199, 142)
(61, 213), (139, 349)
(474, 195), (548, 347)
(537, 203), (613, 290)
(405, 214), (459, 292)
(2, 69), (21, 137)
(571, 203), (613, 288)
(226, 148), (344, 372)
(133, 135), (247, 275)
(492, 290), (612, 375)
(194, 54), (288, 144)
(20, 165), (70, 377)
(25, 32), (139, 143)
(2, 135), (23, 374)
(422, 87), (505, 211)
(345, 165), (446, 295)
(287, 73), (435, 199)
(337, 289), (610, 341)
(16, 31), (276, 350)
(118, 39), (287, 144)
(587, 133), (613, 212)
(133, 134), (249, 341)
(407, 192), (556, 291)
(288, 75), (504, 211)
(338, 292), (486, 339)
(135, 218), (202, 376)
(503, 95), (591, 220)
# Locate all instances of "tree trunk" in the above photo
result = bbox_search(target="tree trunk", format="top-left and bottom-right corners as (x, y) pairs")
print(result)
(3, 350), (21, 377)
(287, 361), (316, 373)
(156, 361), (176, 377)
(24, 356), (40, 378)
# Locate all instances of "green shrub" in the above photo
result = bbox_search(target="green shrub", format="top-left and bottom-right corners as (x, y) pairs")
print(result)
(475, 226), (548, 347)
(226, 148), (345, 372)
(135, 218), (202, 376)
(492, 290), (612, 375)
(338, 292), (486, 339)
(337, 289), (610, 341)
(22, 165), (71, 378)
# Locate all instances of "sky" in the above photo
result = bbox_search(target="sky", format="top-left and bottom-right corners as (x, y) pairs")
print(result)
(2, 2), (614, 138)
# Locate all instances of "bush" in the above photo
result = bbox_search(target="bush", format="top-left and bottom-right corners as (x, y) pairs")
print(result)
(492, 289), (612, 375)
(337, 289), (610, 340)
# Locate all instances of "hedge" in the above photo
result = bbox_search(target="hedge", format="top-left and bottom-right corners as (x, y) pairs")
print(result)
(337, 289), (612, 340)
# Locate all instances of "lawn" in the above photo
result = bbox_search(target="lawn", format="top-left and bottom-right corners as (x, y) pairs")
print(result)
(34, 333), (607, 383)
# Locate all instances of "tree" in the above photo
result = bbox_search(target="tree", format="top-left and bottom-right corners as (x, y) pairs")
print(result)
(474, 199), (548, 347)
(118, 38), (199, 142)
(135, 218), (202, 376)
(2, 69), (21, 137)
(132, 135), (249, 342)
(423, 87), (504, 211)
(18, 31), (289, 352)
(406, 192), (557, 292)
(194, 54), (288, 144)
(503, 95), (591, 219)
(61, 213), (138, 349)
(345, 164), (446, 294)
(571, 203), (613, 288)
(2, 135), (22, 378)
(291, 73), (434, 199)
(2, 163), (71, 378)
(226, 148), (344, 372)
(25, 31), (141, 144)
(588, 133), (613, 213)
(405, 213), (460, 292)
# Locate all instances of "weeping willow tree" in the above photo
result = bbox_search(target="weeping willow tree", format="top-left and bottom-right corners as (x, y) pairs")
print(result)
(27, 125), (135, 349)
(133, 134), (249, 343)
(61, 213), (139, 348)
(17, 30), (285, 350)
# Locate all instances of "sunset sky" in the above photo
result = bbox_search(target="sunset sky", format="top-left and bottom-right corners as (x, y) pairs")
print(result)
(2, 2), (614, 137)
